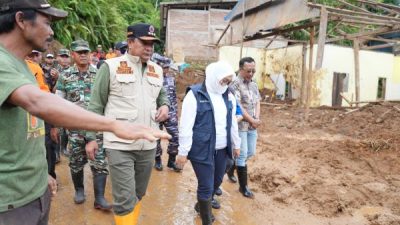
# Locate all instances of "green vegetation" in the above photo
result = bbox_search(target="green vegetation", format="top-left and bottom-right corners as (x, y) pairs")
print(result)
(49, 0), (398, 49)
(49, 0), (167, 50)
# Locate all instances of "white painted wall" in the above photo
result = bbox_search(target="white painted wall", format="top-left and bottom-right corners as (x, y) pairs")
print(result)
(319, 45), (394, 106)
(219, 44), (398, 106)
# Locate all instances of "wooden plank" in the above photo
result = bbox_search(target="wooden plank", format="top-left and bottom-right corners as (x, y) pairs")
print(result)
(362, 43), (395, 50)
(359, 36), (400, 43)
(353, 39), (361, 106)
(356, 0), (400, 12)
(308, 3), (400, 22)
(326, 26), (400, 43)
(301, 43), (307, 106)
(327, 12), (400, 26)
(315, 7), (328, 70)
(339, 18), (393, 27)
(338, 0), (370, 13)
(243, 20), (321, 42)
(305, 26), (315, 120)
(215, 24), (230, 46)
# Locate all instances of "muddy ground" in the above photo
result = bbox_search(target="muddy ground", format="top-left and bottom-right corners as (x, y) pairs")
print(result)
(49, 68), (400, 225)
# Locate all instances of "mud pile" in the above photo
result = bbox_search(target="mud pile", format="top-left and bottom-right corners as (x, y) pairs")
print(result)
(251, 102), (400, 224)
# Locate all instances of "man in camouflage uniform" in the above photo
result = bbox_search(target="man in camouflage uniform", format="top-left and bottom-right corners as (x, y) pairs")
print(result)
(56, 40), (111, 210)
(55, 49), (71, 157)
(152, 53), (181, 172)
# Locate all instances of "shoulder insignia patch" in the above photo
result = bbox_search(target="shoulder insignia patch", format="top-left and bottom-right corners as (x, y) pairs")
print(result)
(116, 61), (133, 74)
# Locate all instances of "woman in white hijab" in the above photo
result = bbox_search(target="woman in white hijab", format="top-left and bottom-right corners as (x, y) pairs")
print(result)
(176, 61), (241, 225)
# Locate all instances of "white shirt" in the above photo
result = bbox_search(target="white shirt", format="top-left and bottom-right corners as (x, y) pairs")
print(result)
(178, 90), (241, 156)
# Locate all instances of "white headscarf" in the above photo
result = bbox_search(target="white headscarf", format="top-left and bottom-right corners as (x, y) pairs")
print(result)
(205, 61), (235, 95)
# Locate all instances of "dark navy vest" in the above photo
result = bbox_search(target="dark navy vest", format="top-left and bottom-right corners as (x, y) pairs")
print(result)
(186, 83), (233, 165)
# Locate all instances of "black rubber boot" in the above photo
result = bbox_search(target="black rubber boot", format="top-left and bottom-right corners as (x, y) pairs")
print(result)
(211, 196), (221, 209)
(214, 187), (222, 196)
(227, 164), (237, 183)
(195, 199), (215, 225)
(71, 170), (85, 204)
(154, 156), (163, 171)
(93, 174), (112, 211)
(167, 154), (182, 172)
(237, 166), (254, 199)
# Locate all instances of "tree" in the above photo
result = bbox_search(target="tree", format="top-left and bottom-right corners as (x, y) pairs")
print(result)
(48, 0), (164, 50)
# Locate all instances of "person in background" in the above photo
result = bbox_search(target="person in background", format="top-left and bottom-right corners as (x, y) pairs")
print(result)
(90, 55), (99, 69)
(26, 50), (50, 92)
(115, 41), (127, 57)
(176, 61), (241, 225)
(95, 44), (103, 59)
(106, 47), (116, 59)
(151, 53), (181, 172)
(229, 57), (261, 199)
(55, 48), (71, 157)
(56, 39), (112, 210)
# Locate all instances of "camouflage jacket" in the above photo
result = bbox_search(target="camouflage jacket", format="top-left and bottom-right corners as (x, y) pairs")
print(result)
(56, 65), (97, 109)
(163, 74), (178, 115)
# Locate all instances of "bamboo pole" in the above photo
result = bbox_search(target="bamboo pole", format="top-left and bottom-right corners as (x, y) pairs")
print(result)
(305, 27), (315, 121)
(353, 39), (361, 107)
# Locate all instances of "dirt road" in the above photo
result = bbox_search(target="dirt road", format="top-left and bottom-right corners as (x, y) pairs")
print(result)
(49, 101), (400, 225)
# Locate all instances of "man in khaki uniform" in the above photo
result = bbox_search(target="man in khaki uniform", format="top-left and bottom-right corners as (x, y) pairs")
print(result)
(86, 23), (169, 225)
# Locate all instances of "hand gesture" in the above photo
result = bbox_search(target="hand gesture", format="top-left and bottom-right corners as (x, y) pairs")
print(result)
(155, 105), (169, 122)
(176, 155), (188, 170)
(85, 140), (99, 161)
(111, 120), (171, 142)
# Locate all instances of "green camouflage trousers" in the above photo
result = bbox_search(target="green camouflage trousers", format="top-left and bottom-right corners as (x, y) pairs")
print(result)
(67, 130), (108, 175)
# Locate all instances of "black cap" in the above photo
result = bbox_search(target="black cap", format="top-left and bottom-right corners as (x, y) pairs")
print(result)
(127, 23), (160, 43)
(115, 41), (127, 50)
(0, 0), (68, 20)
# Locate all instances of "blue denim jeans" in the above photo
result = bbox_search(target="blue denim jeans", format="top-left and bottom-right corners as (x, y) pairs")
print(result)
(236, 129), (258, 167)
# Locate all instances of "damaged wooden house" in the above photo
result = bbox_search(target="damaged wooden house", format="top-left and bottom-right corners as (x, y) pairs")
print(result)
(215, 0), (400, 107)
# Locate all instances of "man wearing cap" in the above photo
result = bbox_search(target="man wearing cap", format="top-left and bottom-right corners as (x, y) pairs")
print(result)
(56, 39), (112, 210)
(115, 41), (127, 57)
(85, 23), (170, 225)
(151, 53), (181, 172)
(56, 49), (71, 71)
(0, 2), (170, 224)
(55, 48), (71, 157)
(41, 53), (58, 92)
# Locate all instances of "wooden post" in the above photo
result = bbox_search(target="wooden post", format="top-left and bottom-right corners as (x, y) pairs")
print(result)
(301, 43), (307, 106)
(315, 7), (328, 69)
(239, 0), (246, 59)
(305, 27), (315, 121)
(353, 39), (360, 106)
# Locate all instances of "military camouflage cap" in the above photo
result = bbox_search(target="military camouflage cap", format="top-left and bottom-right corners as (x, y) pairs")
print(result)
(71, 40), (90, 52)
(0, 0), (68, 20)
(58, 48), (70, 56)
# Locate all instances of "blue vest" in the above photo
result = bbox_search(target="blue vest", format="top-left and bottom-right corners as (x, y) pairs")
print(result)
(187, 83), (233, 165)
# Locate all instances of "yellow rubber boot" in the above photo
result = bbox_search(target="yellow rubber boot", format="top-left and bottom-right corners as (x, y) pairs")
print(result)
(114, 201), (142, 225)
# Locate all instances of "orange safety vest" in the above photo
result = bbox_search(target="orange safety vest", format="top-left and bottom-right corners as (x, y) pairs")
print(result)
(26, 60), (50, 93)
